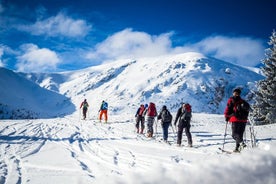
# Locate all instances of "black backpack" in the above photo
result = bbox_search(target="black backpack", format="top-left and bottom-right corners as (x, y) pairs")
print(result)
(162, 110), (172, 123)
(232, 98), (250, 120)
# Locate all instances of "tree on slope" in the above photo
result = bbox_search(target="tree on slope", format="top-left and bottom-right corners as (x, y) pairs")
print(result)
(251, 30), (276, 125)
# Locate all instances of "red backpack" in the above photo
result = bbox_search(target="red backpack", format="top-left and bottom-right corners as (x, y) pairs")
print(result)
(181, 103), (192, 119)
(185, 103), (191, 113)
(147, 102), (157, 117)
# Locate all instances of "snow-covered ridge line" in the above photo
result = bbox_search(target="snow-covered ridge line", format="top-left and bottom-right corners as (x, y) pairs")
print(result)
(0, 52), (263, 119)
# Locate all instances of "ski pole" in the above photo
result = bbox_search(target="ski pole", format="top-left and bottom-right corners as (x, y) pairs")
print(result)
(171, 124), (176, 137)
(79, 108), (81, 121)
(155, 118), (158, 137)
(244, 122), (247, 145)
(170, 124), (176, 142)
(222, 121), (228, 150)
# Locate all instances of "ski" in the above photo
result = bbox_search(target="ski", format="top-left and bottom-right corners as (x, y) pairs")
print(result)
(136, 134), (172, 145)
(218, 147), (235, 154)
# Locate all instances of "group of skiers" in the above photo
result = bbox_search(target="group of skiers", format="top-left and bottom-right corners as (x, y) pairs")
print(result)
(135, 102), (193, 147)
(80, 88), (249, 152)
(135, 88), (250, 151)
(80, 100), (109, 123)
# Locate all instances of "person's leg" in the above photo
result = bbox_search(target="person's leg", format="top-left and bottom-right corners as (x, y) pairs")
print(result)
(147, 118), (154, 137)
(163, 123), (169, 141)
(177, 125), (184, 145)
(161, 124), (166, 140)
(140, 117), (145, 134)
(232, 123), (240, 151)
(185, 125), (192, 146)
(99, 111), (103, 121)
(83, 109), (86, 119)
(135, 116), (140, 133)
(237, 122), (246, 143)
(104, 110), (108, 122)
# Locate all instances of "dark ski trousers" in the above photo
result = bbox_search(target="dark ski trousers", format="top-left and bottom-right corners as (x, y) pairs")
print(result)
(161, 122), (170, 141)
(177, 119), (192, 145)
(146, 116), (155, 135)
(231, 122), (246, 146)
(82, 108), (87, 119)
(136, 115), (145, 132)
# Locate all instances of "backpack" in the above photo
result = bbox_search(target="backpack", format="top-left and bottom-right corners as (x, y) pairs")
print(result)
(102, 102), (108, 110)
(181, 103), (192, 120)
(147, 102), (157, 117)
(162, 110), (172, 123)
(231, 98), (250, 120)
(83, 102), (88, 109)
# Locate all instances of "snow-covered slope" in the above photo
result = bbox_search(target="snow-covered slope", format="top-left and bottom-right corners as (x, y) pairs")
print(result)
(0, 67), (75, 119)
(56, 52), (263, 115)
(0, 114), (275, 184)
(1, 52), (263, 119)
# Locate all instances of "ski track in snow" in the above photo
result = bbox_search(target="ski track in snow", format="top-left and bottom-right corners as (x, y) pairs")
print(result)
(0, 113), (275, 183)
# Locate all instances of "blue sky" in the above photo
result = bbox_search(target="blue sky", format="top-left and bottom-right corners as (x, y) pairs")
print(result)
(0, 0), (275, 72)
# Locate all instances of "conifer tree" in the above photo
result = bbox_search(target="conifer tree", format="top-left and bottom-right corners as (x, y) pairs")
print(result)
(251, 31), (276, 125)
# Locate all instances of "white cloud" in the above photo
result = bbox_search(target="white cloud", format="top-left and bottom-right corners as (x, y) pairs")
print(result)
(16, 44), (60, 72)
(86, 28), (173, 61)
(86, 29), (265, 67)
(182, 36), (265, 66)
(20, 12), (92, 37)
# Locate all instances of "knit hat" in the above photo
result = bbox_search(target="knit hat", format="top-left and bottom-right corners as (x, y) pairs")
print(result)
(233, 88), (241, 95)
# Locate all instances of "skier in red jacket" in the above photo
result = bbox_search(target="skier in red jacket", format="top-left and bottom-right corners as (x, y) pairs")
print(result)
(224, 88), (248, 152)
(80, 99), (89, 120)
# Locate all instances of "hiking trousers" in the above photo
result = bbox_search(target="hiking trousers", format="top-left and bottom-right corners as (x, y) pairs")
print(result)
(161, 122), (170, 141)
(231, 122), (246, 145)
(99, 110), (108, 122)
(82, 108), (88, 119)
(146, 117), (155, 135)
(177, 120), (192, 146)
(136, 115), (145, 131)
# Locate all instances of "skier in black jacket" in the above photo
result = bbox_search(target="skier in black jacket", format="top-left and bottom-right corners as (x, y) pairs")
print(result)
(174, 103), (193, 147)
(157, 105), (172, 142)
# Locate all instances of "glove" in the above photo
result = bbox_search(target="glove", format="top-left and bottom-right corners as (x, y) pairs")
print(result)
(225, 117), (229, 122)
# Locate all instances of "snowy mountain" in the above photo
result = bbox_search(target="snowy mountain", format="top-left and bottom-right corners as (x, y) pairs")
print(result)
(1, 52), (263, 119)
(0, 68), (74, 119)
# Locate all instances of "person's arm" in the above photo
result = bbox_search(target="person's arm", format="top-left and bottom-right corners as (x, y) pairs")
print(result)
(224, 98), (233, 121)
(157, 110), (162, 120)
(174, 108), (180, 125)
(135, 108), (140, 117)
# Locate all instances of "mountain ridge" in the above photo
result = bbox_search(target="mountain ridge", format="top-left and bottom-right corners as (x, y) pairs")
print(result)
(0, 52), (264, 119)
